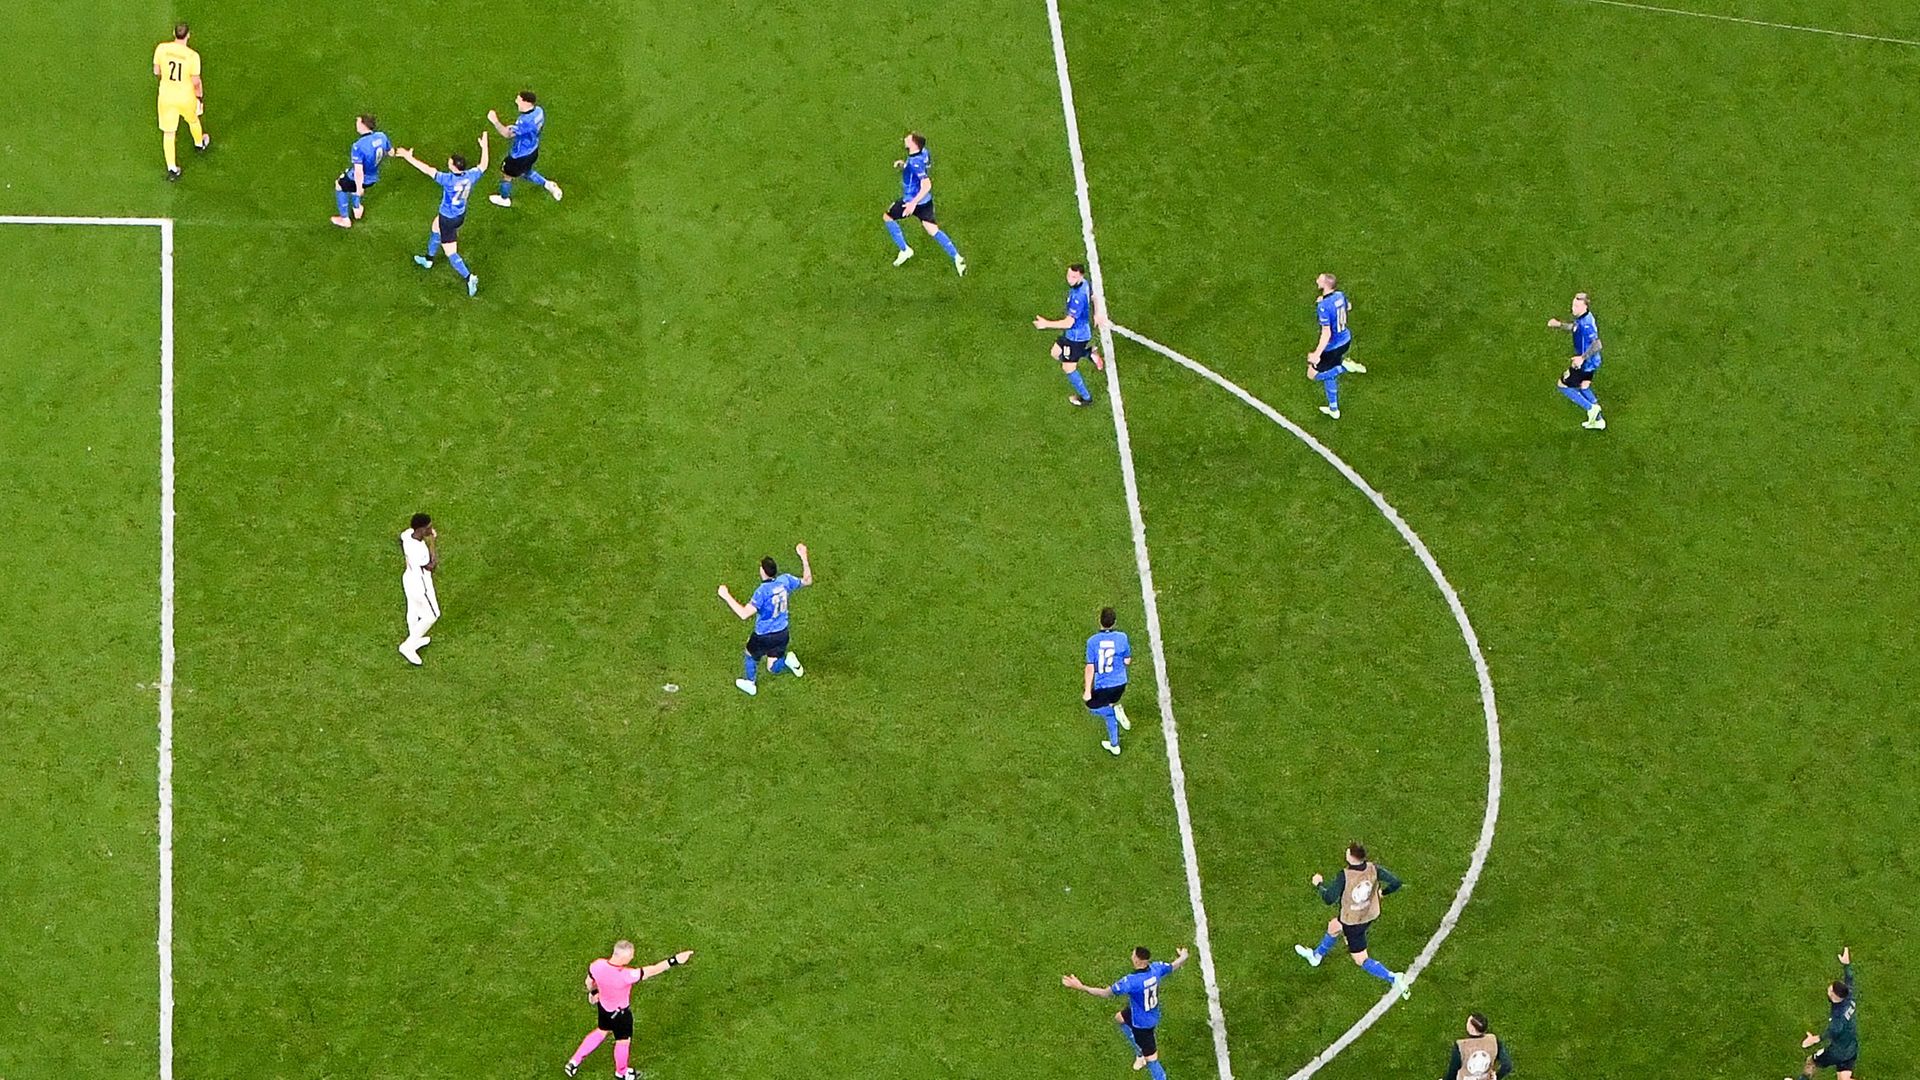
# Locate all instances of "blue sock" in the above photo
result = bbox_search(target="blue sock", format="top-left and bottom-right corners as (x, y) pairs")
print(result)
(1312, 932), (1338, 959)
(1147, 1062), (1167, 1080)
(448, 253), (470, 280)
(1559, 386), (1589, 410)
(1095, 706), (1119, 744)
(351, 194), (363, 211)
(526, 169), (547, 187)
(335, 190), (350, 216)
(1114, 1022), (1141, 1055)
(1321, 373), (1340, 408)
(498, 178), (513, 199)
(1581, 389), (1600, 410)
(770, 656), (789, 674)
(884, 219), (908, 251)
(1067, 368), (1091, 401)
(426, 233), (442, 258)
(742, 653), (756, 682)
(1361, 958), (1395, 983)
(932, 229), (959, 258)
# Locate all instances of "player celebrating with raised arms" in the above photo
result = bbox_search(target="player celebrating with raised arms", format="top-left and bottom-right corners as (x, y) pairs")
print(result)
(1547, 291), (1606, 430)
(397, 513), (439, 666)
(1293, 842), (1411, 999)
(1034, 263), (1103, 408)
(330, 115), (391, 228)
(883, 132), (965, 275)
(1792, 947), (1859, 1080)
(152, 23), (208, 181)
(564, 939), (695, 1080)
(485, 90), (562, 207)
(1306, 273), (1364, 420)
(717, 543), (813, 696)
(394, 133), (489, 296)
(1083, 606), (1132, 756)
(1062, 945), (1190, 1079)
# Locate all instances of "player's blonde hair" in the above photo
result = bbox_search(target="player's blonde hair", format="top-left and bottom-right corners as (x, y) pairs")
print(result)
(612, 939), (636, 957)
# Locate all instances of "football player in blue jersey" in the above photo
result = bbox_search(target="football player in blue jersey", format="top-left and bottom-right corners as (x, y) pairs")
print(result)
(486, 91), (562, 208)
(1034, 263), (1102, 407)
(717, 543), (814, 696)
(330, 115), (391, 229)
(1548, 291), (1606, 430)
(1306, 273), (1366, 420)
(1063, 945), (1190, 1079)
(395, 132), (489, 297)
(1083, 606), (1133, 756)
(883, 132), (965, 275)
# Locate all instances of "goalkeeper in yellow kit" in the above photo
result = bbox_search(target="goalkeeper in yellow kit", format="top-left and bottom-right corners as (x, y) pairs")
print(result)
(153, 23), (208, 181)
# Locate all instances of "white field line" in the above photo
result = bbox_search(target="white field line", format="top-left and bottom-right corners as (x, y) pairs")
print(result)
(1042, 3), (1234, 1078)
(1112, 324), (1503, 1080)
(1569, 0), (1920, 47)
(0, 214), (175, 1080)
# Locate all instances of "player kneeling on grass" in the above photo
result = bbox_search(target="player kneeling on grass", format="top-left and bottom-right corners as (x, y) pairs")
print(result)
(331, 114), (391, 228)
(1792, 947), (1859, 1080)
(717, 543), (813, 696)
(566, 939), (694, 1080)
(1294, 842), (1411, 999)
(394, 134), (489, 297)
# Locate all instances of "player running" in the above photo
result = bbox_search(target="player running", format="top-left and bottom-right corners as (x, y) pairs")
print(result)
(1547, 291), (1606, 430)
(1062, 945), (1190, 1079)
(1293, 842), (1411, 999)
(883, 132), (965, 275)
(1792, 947), (1858, 1080)
(486, 91), (562, 207)
(397, 513), (439, 666)
(1083, 606), (1132, 756)
(330, 115), (392, 228)
(1442, 1012), (1513, 1080)
(717, 543), (814, 696)
(1306, 273), (1365, 420)
(394, 133), (489, 297)
(152, 23), (208, 181)
(564, 939), (695, 1080)
(1033, 263), (1103, 408)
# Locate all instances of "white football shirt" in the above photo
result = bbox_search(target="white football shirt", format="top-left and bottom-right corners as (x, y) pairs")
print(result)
(400, 527), (432, 573)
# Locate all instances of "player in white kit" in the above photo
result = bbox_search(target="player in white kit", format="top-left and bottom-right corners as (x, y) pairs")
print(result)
(399, 512), (439, 665)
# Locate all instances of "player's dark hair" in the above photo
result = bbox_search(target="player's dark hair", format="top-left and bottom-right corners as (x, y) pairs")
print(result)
(450, 154), (469, 171)
(1069, 263), (1086, 276)
(174, 22), (190, 39)
(358, 114), (378, 131)
(907, 131), (926, 150)
(1100, 607), (1116, 629)
(1133, 946), (1151, 962)
(1347, 842), (1367, 864)
(1831, 980), (1851, 1000)
(761, 556), (778, 577)
(519, 90), (537, 105)
(1467, 1013), (1489, 1034)
(410, 512), (432, 529)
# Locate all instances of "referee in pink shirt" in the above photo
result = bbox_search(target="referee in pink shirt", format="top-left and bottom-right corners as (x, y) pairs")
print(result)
(565, 939), (695, 1078)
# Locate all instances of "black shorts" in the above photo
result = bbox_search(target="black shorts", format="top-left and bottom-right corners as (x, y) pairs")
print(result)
(435, 212), (466, 243)
(886, 198), (936, 223)
(1811, 1048), (1856, 1071)
(1118, 1010), (1158, 1056)
(1560, 364), (1596, 389)
(1086, 683), (1127, 709)
(503, 150), (540, 178)
(1314, 343), (1350, 375)
(1055, 335), (1093, 364)
(595, 1004), (634, 1040)
(1341, 919), (1372, 952)
(336, 171), (366, 194)
(747, 629), (790, 659)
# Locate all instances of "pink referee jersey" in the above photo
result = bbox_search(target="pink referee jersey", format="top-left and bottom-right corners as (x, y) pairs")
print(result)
(589, 958), (645, 1010)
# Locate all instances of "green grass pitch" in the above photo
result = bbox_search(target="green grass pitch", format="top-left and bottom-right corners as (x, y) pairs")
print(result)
(2, 0), (1917, 1078)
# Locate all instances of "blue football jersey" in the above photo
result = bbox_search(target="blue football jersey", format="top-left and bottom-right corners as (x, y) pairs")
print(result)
(1110, 961), (1175, 1028)
(351, 131), (391, 182)
(900, 149), (931, 202)
(434, 167), (485, 217)
(1065, 281), (1093, 342)
(1571, 312), (1602, 370)
(1317, 291), (1352, 350)
(750, 573), (805, 635)
(509, 106), (545, 158)
(1086, 630), (1130, 689)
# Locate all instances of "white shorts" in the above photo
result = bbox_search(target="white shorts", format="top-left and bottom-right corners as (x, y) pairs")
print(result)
(404, 570), (439, 622)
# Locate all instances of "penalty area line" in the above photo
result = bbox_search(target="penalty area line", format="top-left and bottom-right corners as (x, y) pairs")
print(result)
(1110, 324), (1504, 1080)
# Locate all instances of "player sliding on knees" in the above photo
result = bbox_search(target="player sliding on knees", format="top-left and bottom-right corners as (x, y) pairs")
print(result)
(394, 133), (489, 297)
(485, 90), (562, 207)
(1293, 842), (1411, 999)
(883, 132), (965, 275)
(717, 543), (813, 696)
(331, 114), (391, 228)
